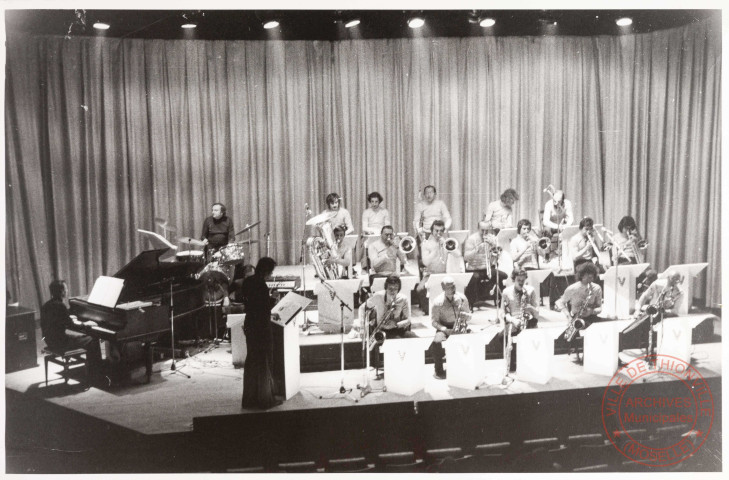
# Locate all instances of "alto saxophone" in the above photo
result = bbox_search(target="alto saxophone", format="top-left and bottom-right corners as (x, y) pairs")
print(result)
(563, 284), (593, 342)
(452, 299), (471, 334)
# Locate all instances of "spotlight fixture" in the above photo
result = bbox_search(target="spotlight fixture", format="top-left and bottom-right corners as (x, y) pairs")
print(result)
(345, 19), (361, 28)
(181, 23), (197, 29)
(263, 20), (280, 29)
(616, 17), (633, 26)
(93, 22), (110, 30)
(480, 18), (496, 28)
(407, 17), (425, 29)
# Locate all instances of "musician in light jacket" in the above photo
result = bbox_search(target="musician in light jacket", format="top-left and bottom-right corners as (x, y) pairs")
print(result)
(556, 262), (603, 331)
(428, 277), (471, 379)
(357, 275), (414, 371)
(501, 267), (540, 333)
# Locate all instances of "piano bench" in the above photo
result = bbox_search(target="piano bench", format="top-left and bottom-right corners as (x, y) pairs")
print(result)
(43, 347), (88, 387)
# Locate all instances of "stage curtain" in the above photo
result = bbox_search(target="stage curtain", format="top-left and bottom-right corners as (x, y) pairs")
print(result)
(5, 16), (720, 311)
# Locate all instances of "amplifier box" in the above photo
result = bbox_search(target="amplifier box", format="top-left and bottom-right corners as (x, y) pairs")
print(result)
(6, 306), (38, 373)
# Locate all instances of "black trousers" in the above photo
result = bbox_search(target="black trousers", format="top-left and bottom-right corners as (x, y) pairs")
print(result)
(464, 268), (507, 308)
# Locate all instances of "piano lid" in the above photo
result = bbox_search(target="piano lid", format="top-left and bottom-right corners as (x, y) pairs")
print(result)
(114, 248), (203, 302)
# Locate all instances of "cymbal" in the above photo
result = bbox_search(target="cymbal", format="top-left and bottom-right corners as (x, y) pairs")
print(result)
(235, 221), (261, 236)
(178, 236), (205, 246)
(305, 212), (332, 226)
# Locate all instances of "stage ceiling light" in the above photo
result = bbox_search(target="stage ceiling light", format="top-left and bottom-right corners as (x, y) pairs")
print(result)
(93, 22), (110, 30)
(263, 20), (280, 29)
(616, 17), (633, 26)
(408, 17), (425, 29)
(345, 19), (360, 28)
(480, 18), (496, 28)
(181, 23), (197, 29)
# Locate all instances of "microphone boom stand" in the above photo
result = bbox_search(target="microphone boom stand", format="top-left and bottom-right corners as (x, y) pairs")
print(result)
(163, 279), (190, 379)
(317, 278), (357, 402)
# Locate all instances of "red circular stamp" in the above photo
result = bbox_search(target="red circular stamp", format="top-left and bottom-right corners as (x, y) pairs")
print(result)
(601, 354), (714, 467)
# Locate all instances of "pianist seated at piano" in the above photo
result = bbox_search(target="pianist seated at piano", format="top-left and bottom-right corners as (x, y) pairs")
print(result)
(41, 279), (104, 382)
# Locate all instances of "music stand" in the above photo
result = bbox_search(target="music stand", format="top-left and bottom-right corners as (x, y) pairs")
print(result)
(356, 300), (385, 398)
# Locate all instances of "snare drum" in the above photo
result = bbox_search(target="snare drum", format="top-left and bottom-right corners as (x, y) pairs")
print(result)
(176, 250), (205, 263)
(218, 242), (246, 266)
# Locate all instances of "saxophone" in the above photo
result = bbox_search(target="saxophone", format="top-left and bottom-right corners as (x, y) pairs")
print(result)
(366, 299), (397, 351)
(520, 289), (532, 328)
(563, 284), (593, 342)
(453, 299), (472, 334)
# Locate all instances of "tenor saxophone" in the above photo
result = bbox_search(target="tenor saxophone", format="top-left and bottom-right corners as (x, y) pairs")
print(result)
(563, 284), (592, 342)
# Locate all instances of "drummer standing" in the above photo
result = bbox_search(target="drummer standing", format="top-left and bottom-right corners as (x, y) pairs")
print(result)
(322, 193), (354, 234)
(201, 202), (235, 260)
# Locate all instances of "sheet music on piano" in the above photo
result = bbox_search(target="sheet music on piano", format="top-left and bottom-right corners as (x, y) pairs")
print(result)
(87, 276), (125, 308)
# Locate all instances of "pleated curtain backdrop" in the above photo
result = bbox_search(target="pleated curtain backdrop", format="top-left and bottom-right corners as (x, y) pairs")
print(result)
(5, 16), (721, 311)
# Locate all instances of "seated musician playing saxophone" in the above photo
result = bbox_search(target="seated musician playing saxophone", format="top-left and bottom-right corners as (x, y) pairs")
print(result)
(428, 276), (471, 379)
(357, 275), (414, 371)
(415, 220), (462, 314)
(464, 221), (507, 308)
(635, 270), (683, 318)
(556, 262), (604, 339)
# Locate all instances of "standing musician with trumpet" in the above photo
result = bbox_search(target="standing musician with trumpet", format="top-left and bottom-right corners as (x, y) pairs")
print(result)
(367, 225), (409, 276)
(464, 221), (507, 307)
(357, 275), (414, 372)
(569, 217), (607, 272)
(510, 219), (550, 270)
(415, 220), (462, 314)
(499, 267), (540, 372)
(428, 276), (471, 380)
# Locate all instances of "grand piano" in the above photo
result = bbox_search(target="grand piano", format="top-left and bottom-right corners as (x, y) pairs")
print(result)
(70, 248), (205, 383)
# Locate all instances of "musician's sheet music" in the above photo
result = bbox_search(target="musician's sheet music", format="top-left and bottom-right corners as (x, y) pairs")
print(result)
(87, 276), (125, 308)
(272, 292), (312, 325)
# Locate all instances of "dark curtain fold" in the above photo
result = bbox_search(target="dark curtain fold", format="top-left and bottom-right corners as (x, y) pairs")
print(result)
(5, 17), (721, 312)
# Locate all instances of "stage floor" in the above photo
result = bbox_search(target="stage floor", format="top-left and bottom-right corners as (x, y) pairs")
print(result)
(5, 337), (722, 436)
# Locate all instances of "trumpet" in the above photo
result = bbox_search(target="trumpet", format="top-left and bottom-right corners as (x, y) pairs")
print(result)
(628, 230), (648, 263)
(398, 235), (416, 254)
(444, 237), (459, 252)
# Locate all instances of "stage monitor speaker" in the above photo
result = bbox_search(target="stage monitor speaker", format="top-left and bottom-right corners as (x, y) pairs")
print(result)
(6, 306), (38, 373)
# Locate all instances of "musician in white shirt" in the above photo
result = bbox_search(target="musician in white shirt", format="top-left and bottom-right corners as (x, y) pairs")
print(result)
(361, 192), (391, 235)
(483, 188), (518, 233)
(322, 192), (354, 234)
(413, 185), (452, 238)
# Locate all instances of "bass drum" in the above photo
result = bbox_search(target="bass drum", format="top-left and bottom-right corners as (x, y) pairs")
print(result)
(197, 262), (231, 303)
